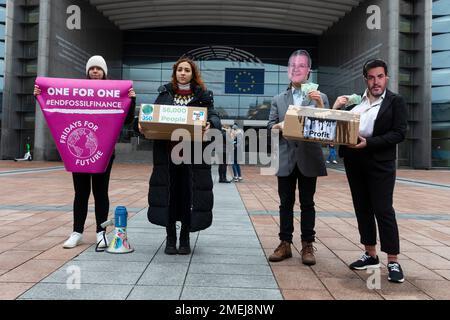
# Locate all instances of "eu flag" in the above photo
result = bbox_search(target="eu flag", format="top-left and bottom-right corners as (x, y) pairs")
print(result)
(225, 68), (264, 94)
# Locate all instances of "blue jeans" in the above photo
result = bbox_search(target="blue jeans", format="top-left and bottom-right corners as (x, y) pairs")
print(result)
(232, 146), (242, 177)
(327, 148), (337, 162)
(232, 163), (241, 177)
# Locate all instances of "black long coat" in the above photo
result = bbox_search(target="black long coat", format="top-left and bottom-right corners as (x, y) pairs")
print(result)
(147, 83), (221, 232)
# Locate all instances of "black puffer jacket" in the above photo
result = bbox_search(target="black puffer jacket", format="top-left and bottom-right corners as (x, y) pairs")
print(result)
(147, 83), (221, 232)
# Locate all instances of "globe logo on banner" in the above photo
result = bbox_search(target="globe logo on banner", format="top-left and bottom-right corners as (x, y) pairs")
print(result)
(225, 68), (264, 94)
(67, 128), (99, 158)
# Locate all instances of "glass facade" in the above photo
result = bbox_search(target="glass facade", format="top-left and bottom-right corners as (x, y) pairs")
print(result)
(432, 0), (450, 167)
(0, 1), (5, 129)
(123, 59), (299, 121)
(122, 27), (318, 123)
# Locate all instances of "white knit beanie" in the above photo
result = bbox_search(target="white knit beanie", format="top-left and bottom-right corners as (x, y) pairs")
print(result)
(86, 55), (108, 77)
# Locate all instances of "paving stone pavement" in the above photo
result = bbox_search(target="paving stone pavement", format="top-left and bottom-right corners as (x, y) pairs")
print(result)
(1, 161), (450, 300)
(15, 167), (282, 300)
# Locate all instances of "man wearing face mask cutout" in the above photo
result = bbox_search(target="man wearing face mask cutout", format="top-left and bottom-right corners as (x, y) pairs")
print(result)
(267, 50), (329, 265)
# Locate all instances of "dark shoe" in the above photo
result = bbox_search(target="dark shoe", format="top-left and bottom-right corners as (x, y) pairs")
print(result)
(269, 241), (292, 262)
(349, 252), (380, 270)
(387, 262), (405, 283)
(178, 225), (191, 255)
(301, 241), (316, 266)
(219, 179), (231, 183)
(164, 236), (178, 255)
(178, 240), (191, 254)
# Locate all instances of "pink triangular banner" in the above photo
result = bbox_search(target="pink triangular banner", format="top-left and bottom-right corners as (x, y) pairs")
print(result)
(35, 77), (133, 173)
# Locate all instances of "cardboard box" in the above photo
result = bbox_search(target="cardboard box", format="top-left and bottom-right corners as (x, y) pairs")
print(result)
(139, 104), (208, 141)
(283, 105), (360, 145)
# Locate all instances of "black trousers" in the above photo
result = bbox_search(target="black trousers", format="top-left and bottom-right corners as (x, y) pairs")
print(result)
(344, 150), (400, 255)
(217, 144), (228, 180)
(72, 156), (114, 234)
(218, 164), (227, 180)
(277, 165), (317, 243)
(168, 161), (192, 227)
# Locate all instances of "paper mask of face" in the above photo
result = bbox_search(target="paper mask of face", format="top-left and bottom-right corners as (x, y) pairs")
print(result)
(288, 54), (310, 84)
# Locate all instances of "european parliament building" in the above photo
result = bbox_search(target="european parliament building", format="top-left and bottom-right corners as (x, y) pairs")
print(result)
(0, 0), (448, 168)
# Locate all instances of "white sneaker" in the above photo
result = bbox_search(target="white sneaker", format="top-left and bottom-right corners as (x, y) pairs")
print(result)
(63, 232), (83, 249)
(332, 160), (338, 164)
(96, 231), (109, 249)
(326, 160), (330, 163)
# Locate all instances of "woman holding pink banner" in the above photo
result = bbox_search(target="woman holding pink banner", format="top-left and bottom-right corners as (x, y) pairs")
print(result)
(141, 58), (221, 255)
(34, 55), (136, 250)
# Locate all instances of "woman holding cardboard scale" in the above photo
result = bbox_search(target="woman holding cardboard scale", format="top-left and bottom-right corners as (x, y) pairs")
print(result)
(140, 58), (221, 255)
(34, 55), (136, 250)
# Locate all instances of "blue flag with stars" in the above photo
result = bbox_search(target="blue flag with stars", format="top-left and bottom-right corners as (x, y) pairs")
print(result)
(225, 68), (264, 94)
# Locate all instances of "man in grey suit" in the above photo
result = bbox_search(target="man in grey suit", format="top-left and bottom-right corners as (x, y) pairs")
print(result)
(267, 50), (329, 265)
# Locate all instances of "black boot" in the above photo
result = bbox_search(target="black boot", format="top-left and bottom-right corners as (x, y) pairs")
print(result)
(178, 224), (191, 255)
(164, 224), (178, 255)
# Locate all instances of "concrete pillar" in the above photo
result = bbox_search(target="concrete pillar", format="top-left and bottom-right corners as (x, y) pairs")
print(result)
(388, 0), (399, 93)
(34, 0), (57, 160)
(388, 0), (401, 167)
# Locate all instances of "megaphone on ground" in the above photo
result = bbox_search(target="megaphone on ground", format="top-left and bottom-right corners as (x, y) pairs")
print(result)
(101, 206), (134, 254)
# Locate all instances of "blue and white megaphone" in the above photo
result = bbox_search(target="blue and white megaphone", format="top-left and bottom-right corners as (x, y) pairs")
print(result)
(100, 206), (134, 254)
